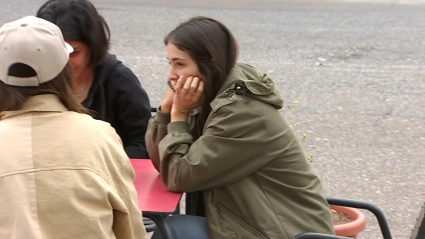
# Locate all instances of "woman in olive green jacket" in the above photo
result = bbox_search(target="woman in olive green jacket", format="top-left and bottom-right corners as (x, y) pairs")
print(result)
(146, 16), (334, 239)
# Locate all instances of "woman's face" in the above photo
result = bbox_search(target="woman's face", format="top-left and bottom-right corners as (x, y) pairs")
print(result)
(66, 40), (91, 80)
(166, 43), (203, 88)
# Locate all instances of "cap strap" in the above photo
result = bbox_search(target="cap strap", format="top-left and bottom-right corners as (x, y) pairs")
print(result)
(6, 76), (39, 87)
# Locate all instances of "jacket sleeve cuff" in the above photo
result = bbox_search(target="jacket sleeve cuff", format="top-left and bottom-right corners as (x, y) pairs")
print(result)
(167, 121), (190, 134)
(155, 106), (171, 126)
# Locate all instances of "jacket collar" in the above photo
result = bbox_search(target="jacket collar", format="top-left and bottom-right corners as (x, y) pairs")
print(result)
(0, 94), (68, 120)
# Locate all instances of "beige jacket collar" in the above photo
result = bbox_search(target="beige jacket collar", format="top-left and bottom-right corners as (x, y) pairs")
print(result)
(0, 94), (68, 120)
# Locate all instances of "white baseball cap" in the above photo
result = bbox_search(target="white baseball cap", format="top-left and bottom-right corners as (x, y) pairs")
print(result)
(0, 16), (73, 87)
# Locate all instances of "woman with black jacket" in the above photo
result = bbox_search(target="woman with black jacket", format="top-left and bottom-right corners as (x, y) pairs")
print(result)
(36, 0), (151, 159)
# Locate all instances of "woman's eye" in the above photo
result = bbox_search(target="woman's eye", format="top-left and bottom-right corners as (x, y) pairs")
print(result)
(176, 62), (184, 66)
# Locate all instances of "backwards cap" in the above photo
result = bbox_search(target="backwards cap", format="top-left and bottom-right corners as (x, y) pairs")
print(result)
(0, 16), (73, 87)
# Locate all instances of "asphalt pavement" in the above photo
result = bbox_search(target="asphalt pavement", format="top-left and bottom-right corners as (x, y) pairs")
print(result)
(1, 0), (425, 238)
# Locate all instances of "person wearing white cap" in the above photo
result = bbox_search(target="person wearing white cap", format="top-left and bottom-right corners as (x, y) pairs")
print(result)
(0, 16), (146, 239)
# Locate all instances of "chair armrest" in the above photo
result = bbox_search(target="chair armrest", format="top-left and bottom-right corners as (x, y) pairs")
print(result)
(326, 197), (392, 239)
(143, 211), (173, 239)
(293, 232), (351, 239)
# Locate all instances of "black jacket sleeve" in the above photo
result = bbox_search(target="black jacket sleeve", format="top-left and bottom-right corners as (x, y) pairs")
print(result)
(109, 65), (151, 158)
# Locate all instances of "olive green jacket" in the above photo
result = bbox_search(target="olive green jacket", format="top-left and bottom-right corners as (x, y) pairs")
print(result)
(146, 63), (334, 239)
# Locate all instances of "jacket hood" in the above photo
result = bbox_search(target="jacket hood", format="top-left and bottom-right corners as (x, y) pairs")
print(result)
(218, 62), (284, 109)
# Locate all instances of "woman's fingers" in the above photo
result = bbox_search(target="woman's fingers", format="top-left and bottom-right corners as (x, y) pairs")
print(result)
(190, 77), (200, 95)
(182, 75), (193, 92)
(176, 76), (202, 97)
(195, 79), (204, 97)
(175, 75), (187, 92)
(171, 76), (204, 114)
(176, 75), (195, 96)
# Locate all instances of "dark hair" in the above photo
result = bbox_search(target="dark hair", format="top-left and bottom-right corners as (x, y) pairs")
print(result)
(36, 0), (110, 67)
(164, 16), (238, 131)
(0, 63), (89, 113)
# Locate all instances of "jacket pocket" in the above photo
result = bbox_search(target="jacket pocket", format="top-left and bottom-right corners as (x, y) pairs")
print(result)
(217, 203), (269, 239)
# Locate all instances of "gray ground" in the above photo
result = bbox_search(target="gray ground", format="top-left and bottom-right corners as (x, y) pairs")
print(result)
(1, 0), (425, 238)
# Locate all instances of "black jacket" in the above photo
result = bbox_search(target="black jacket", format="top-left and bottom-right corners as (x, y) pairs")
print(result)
(82, 54), (151, 158)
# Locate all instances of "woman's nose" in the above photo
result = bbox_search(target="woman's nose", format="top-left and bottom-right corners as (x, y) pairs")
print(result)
(167, 69), (178, 81)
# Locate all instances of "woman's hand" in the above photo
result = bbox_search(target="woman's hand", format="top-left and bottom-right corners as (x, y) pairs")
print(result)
(171, 75), (204, 122)
(160, 85), (175, 113)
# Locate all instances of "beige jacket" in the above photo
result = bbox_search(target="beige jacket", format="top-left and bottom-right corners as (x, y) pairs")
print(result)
(146, 63), (334, 239)
(0, 94), (145, 239)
